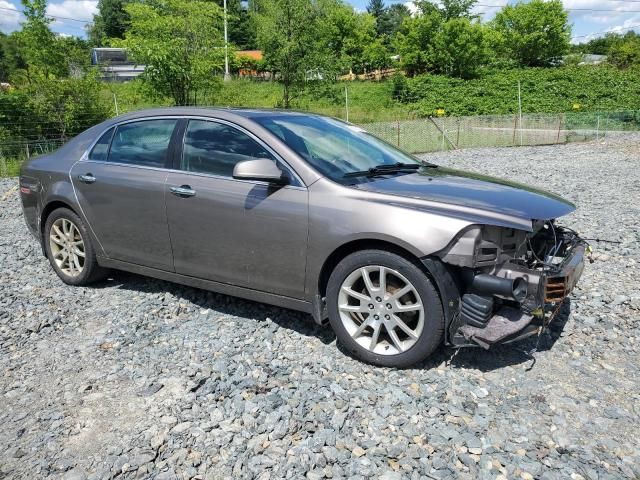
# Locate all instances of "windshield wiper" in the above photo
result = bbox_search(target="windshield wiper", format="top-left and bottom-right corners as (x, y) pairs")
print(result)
(343, 162), (422, 178)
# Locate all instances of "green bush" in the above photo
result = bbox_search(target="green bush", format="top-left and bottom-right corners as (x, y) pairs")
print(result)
(404, 65), (640, 116)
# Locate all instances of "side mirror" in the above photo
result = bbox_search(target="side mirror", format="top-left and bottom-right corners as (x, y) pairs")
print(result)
(233, 158), (288, 185)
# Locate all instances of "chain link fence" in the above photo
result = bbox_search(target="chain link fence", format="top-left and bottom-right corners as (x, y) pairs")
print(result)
(359, 111), (640, 154)
(0, 138), (66, 177)
(1, 110), (639, 177)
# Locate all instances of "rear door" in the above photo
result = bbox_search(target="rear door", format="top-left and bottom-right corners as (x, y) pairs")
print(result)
(71, 118), (179, 271)
(165, 118), (308, 297)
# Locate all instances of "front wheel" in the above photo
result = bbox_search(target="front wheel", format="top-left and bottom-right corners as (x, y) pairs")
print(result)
(326, 250), (444, 367)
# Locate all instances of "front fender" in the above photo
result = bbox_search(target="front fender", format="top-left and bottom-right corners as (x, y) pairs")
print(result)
(306, 179), (476, 299)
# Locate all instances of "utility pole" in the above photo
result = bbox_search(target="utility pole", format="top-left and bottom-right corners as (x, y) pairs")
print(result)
(223, 0), (231, 82)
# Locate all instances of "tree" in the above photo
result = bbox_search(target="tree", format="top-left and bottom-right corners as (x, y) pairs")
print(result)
(366, 0), (390, 38)
(118, 0), (225, 106)
(0, 32), (27, 82)
(363, 37), (390, 72)
(431, 18), (491, 78)
(255, 0), (331, 108)
(490, 0), (570, 67)
(608, 36), (640, 69)
(89, 0), (131, 46)
(17, 0), (65, 77)
(318, 1), (379, 74)
(382, 3), (410, 40)
(366, 0), (385, 18)
(393, 10), (441, 76)
(438, 0), (477, 20)
(228, 0), (258, 50)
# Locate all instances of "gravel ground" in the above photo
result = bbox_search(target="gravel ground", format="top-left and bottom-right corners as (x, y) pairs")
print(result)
(1, 135), (639, 480)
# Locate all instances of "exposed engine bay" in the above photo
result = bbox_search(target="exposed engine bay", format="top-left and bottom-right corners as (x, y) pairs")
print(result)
(437, 221), (588, 349)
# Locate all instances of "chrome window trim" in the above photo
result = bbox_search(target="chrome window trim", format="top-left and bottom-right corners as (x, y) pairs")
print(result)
(180, 116), (304, 187)
(79, 115), (306, 188)
(76, 160), (307, 192)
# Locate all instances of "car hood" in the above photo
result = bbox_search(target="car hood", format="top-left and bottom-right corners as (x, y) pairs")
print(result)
(352, 166), (575, 222)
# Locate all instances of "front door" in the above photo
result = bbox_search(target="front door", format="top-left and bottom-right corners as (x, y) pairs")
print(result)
(71, 119), (178, 271)
(165, 119), (308, 298)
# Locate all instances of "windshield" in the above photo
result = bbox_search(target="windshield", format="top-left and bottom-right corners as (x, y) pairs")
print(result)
(250, 114), (422, 183)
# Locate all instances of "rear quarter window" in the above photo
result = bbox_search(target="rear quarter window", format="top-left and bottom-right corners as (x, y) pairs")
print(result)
(88, 127), (114, 161)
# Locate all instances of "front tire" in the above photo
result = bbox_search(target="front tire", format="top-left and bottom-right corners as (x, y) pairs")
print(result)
(327, 250), (444, 368)
(44, 207), (108, 286)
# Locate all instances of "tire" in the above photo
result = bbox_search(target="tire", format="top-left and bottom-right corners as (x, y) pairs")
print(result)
(326, 249), (444, 368)
(44, 207), (108, 286)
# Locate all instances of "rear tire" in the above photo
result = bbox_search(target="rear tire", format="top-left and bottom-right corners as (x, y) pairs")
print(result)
(327, 249), (444, 367)
(44, 207), (108, 286)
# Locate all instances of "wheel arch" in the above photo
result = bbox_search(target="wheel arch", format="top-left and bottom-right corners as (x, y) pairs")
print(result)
(317, 239), (429, 299)
(314, 239), (461, 339)
(41, 200), (79, 232)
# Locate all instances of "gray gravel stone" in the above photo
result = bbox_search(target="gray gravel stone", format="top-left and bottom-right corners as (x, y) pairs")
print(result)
(1, 135), (639, 479)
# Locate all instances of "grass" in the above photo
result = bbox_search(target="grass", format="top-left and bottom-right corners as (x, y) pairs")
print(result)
(107, 78), (413, 123)
(0, 157), (21, 177)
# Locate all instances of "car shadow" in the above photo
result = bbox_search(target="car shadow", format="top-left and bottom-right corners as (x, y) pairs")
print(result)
(93, 270), (337, 345)
(93, 271), (572, 372)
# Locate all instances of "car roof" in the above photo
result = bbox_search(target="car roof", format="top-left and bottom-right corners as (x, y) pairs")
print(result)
(109, 107), (324, 124)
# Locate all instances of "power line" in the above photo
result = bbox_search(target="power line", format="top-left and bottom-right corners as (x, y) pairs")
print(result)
(0, 6), (93, 23)
(476, 3), (640, 12)
(572, 23), (640, 39)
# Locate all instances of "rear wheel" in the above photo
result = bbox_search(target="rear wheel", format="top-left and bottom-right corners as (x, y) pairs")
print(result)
(44, 207), (108, 285)
(327, 250), (444, 367)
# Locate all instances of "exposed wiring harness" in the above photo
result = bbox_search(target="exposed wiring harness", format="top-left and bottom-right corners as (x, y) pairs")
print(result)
(525, 221), (588, 274)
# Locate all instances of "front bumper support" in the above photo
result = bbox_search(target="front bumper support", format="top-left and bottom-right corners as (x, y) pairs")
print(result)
(452, 241), (586, 349)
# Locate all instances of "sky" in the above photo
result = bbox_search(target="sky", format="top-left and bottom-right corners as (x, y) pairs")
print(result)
(1, 0), (639, 43)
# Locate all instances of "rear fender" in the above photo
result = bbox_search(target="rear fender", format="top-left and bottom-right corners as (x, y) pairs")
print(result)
(41, 176), (106, 257)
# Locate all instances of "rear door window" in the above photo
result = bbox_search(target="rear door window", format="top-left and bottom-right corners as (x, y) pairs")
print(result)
(108, 119), (178, 168)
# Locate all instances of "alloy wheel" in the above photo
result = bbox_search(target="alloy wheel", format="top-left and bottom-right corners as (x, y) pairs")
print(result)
(49, 218), (85, 277)
(337, 265), (425, 355)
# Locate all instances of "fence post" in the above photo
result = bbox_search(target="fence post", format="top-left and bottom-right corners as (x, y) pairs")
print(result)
(512, 114), (518, 146)
(344, 86), (349, 123)
(396, 119), (400, 147)
(441, 120), (446, 151)
(556, 113), (563, 144)
(596, 115), (600, 142)
(0, 150), (6, 178)
(517, 81), (523, 146)
(25, 143), (30, 161)
(428, 116), (457, 150)
(113, 93), (119, 116)
(456, 119), (461, 149)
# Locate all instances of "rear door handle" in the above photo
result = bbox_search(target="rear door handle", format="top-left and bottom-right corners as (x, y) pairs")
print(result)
(169, 185), (196, 197)
(78, 174), (96, 184)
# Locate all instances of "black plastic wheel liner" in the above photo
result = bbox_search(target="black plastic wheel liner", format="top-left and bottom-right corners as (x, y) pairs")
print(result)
(420, 257), (461, 346)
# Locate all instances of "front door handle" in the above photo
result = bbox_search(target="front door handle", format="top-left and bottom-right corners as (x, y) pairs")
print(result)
(78, 173), (96, 184)
(169, 185), (196, 197)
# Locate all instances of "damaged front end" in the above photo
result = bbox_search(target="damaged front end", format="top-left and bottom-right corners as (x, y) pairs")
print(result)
(436, 221), (587, 349)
